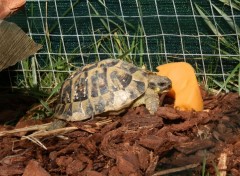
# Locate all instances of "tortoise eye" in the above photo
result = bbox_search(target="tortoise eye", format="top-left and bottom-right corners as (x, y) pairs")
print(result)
(158, 82), (166, 87)
(149, 82), (156, 88)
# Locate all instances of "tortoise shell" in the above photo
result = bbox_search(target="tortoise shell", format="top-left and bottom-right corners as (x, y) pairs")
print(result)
(54, 59), (149, 121)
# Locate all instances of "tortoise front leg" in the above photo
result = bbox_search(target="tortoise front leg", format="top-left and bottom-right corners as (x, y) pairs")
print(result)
(144, 88), (160, 115)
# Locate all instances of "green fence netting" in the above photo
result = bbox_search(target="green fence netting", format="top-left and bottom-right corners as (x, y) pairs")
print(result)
(1, 0), (239, 91)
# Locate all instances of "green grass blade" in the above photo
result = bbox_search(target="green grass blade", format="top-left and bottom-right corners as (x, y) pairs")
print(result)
(49, 0), (81, 33)
(195, 4), (221, 36)
(117, 43), (137, 60)
(138, 26), (144, 66)
(218, 0), (240, 10)
(40, 99), (53, 113)
(212, 3), (240, 33)
(113, 32), (123, 55)
(88, 2), (109, 32)
(195, 4), (231, 47)
(96, 0), (135, 30)
(212, 79), (230, 92)
(46, 82), (63, 102)
(202, 156), (207, 176)
(238, 67), (240, 94)
(218, 63), (240, 94)
(89, 1), (127, 34)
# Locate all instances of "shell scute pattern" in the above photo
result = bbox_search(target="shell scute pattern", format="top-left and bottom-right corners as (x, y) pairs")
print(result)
(110, 70), (132, 89)
(54, 59), (148, 121)
(74, 77), (88, 102)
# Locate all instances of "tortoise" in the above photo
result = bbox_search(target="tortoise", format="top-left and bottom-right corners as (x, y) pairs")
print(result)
(51, 59), (171, 129)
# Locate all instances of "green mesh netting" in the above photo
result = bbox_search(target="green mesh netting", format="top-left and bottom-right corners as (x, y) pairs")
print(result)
(1, 0), (239, 90)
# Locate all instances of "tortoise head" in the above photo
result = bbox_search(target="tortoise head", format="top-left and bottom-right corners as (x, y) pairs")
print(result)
(148, 74), (172, 94)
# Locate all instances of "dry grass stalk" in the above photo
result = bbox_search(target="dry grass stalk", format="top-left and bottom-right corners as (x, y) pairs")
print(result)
(152, 163), (200, 176)
(0, 118), (112, 138)
(0, 123), (51, 137)
(21, 127), (78, 140)
(0, 118), (113, 150)
(218, 152), (227, 176)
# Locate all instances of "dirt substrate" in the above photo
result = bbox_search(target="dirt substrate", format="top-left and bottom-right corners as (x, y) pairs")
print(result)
(0, 91), (239, 176)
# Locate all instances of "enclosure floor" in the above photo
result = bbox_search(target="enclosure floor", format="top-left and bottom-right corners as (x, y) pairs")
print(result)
(0, 90), (239, 176)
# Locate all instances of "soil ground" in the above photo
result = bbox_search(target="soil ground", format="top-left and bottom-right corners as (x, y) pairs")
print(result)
(0, 89), (239, 176)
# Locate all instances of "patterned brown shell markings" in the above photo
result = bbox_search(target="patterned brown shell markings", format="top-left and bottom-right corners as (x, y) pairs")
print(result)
(54, 59), (148, 121)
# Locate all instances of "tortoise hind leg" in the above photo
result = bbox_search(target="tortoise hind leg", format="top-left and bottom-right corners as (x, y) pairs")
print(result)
(103, 108), (127, 116)
(131, 94), (145, 108)
(47, 119), (67, 131)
